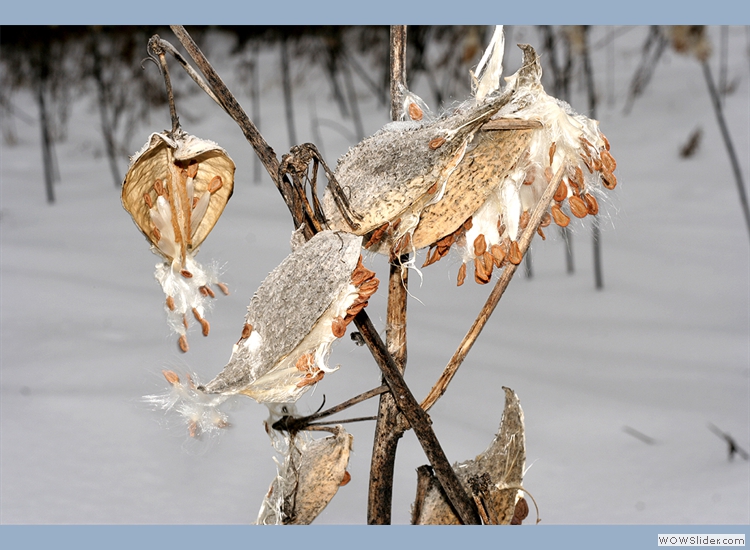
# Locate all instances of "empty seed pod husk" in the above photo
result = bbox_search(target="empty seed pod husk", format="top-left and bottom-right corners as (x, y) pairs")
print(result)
(122, 131), (235, 261)
(412, 387), (526, 525)
(199, 230), (375, 404)
(121, 130), (236, 348)
(257, 427), (353, 525)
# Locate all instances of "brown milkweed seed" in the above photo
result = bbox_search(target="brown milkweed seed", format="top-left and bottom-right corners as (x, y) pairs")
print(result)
(217, 282), (230, 295)
(186, 162), (199, 178)
(523, 167), (536, 185)
(602, 134), (611, 151)
(180, 269), (193, 278)
(200, 319), (210, 337)
(457, 263), (467, 286)
(295, 353), (314, 372)
(152, 227), (162, 242)
(166, 296), (175, 311)
(548, 141), (557, 166)
(188, 420), (199, 438)
(144, 193), (153, 209)
(540, 212), (551, 227)
(544, 166), (553, 183)
(519, 210), (530, 230)
(208, 176), (223, 194)
(551, 204), (570, 227)
(601, 170), (617, 190)
(163, 370), (180, 386)
(568, 180), (581, 196)
(192, 307), (202, 322)
(364, 223), (389, 249)
(508, 240), (523, 265)
(408, 102), (423, 121)
(569, 195), (589, 218)
(584, 193), (599, 215)
(154, 179), (165, 196)
(474, 256), (490, 285)
(332, 316), (347, 338)
(241, 323), (253, 339)
(427, 182), (439, 194)
(537, 226), (546, 240)
(601, 149), (617, 172)
(463, 217), (473, 231)
(482, 251), (494, 275)
(429, 136), (446, 150)
(340, 471), (352, 487)
(178, 334), (189, 353)
(473, 234), (487, 256)
(569, 165), (584, 189)
(192, 196), (200, 209)
(554, 179), (568, 202)
(490, 244), (505, 267)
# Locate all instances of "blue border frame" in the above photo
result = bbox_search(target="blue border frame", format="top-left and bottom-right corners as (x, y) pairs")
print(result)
(0, 1), (748, 25)
(1, 525), (749, 549)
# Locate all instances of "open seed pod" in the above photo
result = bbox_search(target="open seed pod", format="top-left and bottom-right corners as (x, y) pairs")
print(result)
(199, 230), (378, 404)
(122, 130), (236, 351)
(422, 44), (618, 285)
(257, 426), (353, 525)
(322, 82), (520, 257)
(412, 387), (527, 525)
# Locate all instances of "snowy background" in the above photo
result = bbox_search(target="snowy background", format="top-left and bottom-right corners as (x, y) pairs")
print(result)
(1, 26), (748, 524)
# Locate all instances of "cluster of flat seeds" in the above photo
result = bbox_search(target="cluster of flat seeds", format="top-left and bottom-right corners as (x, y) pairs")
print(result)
(197, 231), (378, 405)
(417, 44), (617, 286)
(122, 131), (235, 351)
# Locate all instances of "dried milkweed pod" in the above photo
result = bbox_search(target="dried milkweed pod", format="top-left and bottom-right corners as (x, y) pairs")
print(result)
(412, 387), (527, 525)
(257, 426), (353, 525)
(198, 230), (378, 404)
(322, 77), (520, 258)
(447, 43), (618, 285)
(122, 130), (235, 350)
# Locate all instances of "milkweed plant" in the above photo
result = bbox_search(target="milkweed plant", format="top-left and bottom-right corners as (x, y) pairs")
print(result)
(124, 26), (618, 525)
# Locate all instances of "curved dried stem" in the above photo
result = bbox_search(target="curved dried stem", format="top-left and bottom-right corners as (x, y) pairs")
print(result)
(147, 36), (179, 135)
(421, 164), (567, 412)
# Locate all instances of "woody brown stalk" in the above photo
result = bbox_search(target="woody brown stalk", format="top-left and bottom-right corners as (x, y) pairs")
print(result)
(421, 165), (566, 412)
(367, 25), (409, 525)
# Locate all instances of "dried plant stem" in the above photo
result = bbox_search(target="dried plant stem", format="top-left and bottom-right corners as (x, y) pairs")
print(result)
(168, 26), (293, 210)
(421, 165), (566, 412)
(701, 59), (750, 242)
(368, 25), (411, 525)
(148, 37), (179, 135)
(354, 311), (480, 525)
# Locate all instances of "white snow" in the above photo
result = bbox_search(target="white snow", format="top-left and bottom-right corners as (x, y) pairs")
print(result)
(1, 26), (748, 524)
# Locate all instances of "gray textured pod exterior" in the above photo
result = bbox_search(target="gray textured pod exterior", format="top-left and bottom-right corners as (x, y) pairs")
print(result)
(412, 387), (526, 525)
(200, 231), (361, 400)
(323, 86), (517, 237)
(257, 427), (353, 525)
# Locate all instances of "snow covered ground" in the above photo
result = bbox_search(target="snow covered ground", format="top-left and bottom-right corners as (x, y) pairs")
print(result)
(1, 26), (748, 524)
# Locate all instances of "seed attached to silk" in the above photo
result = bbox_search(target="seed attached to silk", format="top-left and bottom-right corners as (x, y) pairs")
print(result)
(166, 296), (175, 311)
(429, 136), (446, 150)
(457, 263), (467, 286)
(241, 323), (253, 339)
(163, 370), (180, 386)
(178, 334), (189, 353)
(569, 195), (589, 218)
(551, 204), (570, 227)
(508, 241), (523, 265)
(332, 316), (347, 338)
(473, 234), (487, 256)
(208, 176), (223, 194)
(490, 244), (505, 267)
(554, 179), (568, 202)
(408, 102), (423, 121)
(584, 193), (599, 215)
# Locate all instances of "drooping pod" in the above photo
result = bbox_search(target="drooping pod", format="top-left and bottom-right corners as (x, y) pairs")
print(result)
(199, 230), (378, 404)
(122, 130), (235, 350)
(257, 426), (353, 525)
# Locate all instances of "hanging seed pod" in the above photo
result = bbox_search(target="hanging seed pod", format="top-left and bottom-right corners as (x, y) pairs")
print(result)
(122, 131), (235, 261)
(257, 427), (353, 525)
(199, 231), (377, 404)
(122, 130), (236, 349)
(412, 387), (527, 525)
